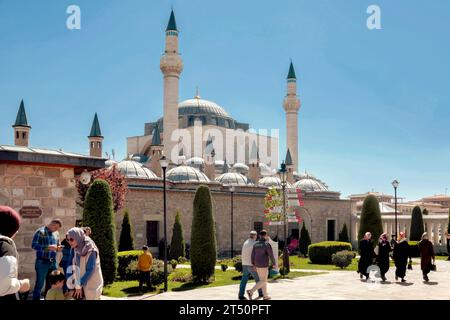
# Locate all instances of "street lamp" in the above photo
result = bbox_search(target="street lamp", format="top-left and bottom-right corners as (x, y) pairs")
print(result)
(159, 156), (170, 292)
(392, 180), (399, 239)
(278, 161), (289, 272)
(230, 185), (235, 258)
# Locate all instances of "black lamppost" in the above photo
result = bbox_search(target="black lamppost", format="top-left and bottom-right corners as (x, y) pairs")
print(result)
(392, 180), (399, 239)
(159, 156), (170, 292)
(230, 185), (235, 258)
(279, 161), (289, 272)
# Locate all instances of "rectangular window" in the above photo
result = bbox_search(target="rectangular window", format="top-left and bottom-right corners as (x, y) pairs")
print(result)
(327, 219), (336, 241)
(253, 222), (263, 234)
(146, 221), (159, 247)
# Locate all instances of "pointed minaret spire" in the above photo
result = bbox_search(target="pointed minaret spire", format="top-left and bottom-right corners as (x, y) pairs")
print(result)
(166, 9), (178, 32)
(285, 148), (293, 166)
(287, 60), (296, 80)
(151, 125), (162, 145)
(161, 9), (183, 161)
(12, 99), (31, 146)
(88, 113), (104, 158)
(222, 159), (229, 174)
(283, 60), (301, 171)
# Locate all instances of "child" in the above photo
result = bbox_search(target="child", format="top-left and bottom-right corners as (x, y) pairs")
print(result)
(45, 270), (68, 300)
(137, 246), (153, 292)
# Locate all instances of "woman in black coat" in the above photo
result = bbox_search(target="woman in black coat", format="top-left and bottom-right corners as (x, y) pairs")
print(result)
(393, 232), (410, 282)
(376, 233), (391, 281)
(358, 232), (374, 280)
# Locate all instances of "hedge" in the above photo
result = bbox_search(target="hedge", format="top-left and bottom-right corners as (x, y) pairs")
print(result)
(408, 241), (420, 258)
(117, 250), (141, 280)
(308, 241), (353, 264)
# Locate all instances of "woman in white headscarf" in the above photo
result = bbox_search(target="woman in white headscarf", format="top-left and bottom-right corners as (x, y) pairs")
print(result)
(65, 227), (103, 300)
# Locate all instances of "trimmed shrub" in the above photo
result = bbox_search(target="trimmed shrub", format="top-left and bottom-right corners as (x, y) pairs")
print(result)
(169, 268), (192, 282)
(170, 259), (178, 269)
(410, 206), (424, 241)
(299, 222), (311, 256)
(83, 179), (118, 284)
(191, 185), (217, 282)
(308, 241), (353, 264)
(408, 241), (420, 258)
(332, 250), (354, 269)
(232, 255), (243, 273)
(338, 223), (350, 243)
(117, 250), (141, 280)
(221, 263), (228, 272)
(150, 259), (173, 286)
(422, 208), (429, 215)
(118, 210), (134, 251)
(170, 210), (185, 260)
(358, 195), (383, 246)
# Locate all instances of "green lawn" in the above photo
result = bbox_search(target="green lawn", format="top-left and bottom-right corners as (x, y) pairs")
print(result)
(287, 256), (410, 271)
(103, 269), (320, 298)
(435, 255), (449, 261)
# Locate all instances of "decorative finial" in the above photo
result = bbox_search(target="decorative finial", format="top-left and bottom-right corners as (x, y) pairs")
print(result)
(195, 86), (200, 99)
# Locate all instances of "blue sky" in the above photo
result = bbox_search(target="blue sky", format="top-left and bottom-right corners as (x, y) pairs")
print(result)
(1, 0), (450, 201)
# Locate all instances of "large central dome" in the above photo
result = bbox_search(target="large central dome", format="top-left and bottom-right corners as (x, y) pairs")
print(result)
(178, 96), (230, 118)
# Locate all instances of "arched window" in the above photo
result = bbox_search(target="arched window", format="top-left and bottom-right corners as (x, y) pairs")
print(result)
(22, 132), (26, 139)
(16, 131), (19, 139)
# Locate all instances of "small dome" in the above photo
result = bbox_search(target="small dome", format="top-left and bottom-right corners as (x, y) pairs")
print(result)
(166, 165), (210, 183)
(232, 163), (249, 174)
(116, 160), (159, 180)
(179, 97), (230, 118)
(294, 178), (328, 192)
(186, 157), (205, 169)
(215, 172), (251, 186)
(258, 176), (294, 189)
(259, 163), (273, 176)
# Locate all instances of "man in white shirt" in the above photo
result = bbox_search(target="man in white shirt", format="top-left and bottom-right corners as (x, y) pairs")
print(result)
(238, 231), (263, 300)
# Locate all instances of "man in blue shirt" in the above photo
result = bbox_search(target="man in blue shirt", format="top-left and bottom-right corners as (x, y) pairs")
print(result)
(31, 218), (62, 300)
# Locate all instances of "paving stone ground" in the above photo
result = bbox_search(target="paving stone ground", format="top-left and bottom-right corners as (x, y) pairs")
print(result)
(137, 259), (450, 300)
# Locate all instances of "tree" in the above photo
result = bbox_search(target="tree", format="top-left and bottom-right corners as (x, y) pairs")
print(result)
(118, 210), (134, 251)
(83, 179), (118, 284)
(170, 210), (185, 260)
(410, 206), (424, 241)
(358, 195), (383, 246)
(422, 208), (429, 215)
(299, 222), (311, 256)
(338, 223), (350, 243)
(190, 185), (217, 282)
(77, 164), (127, 212)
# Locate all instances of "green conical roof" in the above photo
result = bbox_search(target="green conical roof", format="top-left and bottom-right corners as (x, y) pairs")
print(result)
(13, 99), (30, 127)
(285, 148), (293, 166)
(151, 125), (162, 145)
(287, 61), (296, 79)
(166, 10), (178, 31)
(89, 113), (102, 137)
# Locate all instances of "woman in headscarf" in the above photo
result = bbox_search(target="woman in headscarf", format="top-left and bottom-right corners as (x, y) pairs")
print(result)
(0, 206), (30, 300)
(393, 231), (410, 282)
(65, 227), (103, 300)
(358, 232), (374, 280)
(376, 232), (391, 281)
(418, 232), (435, 282)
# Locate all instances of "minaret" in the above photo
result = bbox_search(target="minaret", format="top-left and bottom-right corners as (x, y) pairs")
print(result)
(12, 99), (31, 147)
(160, 10), (183, 161)
(148, 125), (163, 177)
(248, 141), (261, 183)
(283, 61), (301, 171)
(285, 148), (294, 184)
(88, 113), (103, 158)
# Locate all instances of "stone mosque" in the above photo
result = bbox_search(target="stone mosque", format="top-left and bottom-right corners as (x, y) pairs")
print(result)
(0, 10), (353, 279)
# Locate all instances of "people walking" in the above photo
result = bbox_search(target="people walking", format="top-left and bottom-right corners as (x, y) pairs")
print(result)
(376, 232), (391, 281)
(246, 230), (277, 301)
(418, 232), (435, 282)
(31, 218), (62, 300)
(238, 231), (263, 300)
(0, 206), (30, 300)
(358, 232), (374, 280)
(393, 231), (410, 282)
(65, 227), (103, 300)
(137, 245), (153, 292)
